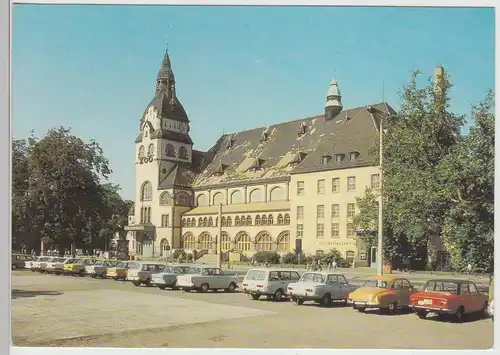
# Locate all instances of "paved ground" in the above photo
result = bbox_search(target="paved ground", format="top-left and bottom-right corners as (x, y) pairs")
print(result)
(11, 270), (494, 349)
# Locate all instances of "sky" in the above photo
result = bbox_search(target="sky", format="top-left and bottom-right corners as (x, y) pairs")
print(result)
(12, 5), (495, 200)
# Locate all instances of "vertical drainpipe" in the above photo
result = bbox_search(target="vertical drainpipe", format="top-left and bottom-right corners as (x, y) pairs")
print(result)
(171, 191), (176, 250)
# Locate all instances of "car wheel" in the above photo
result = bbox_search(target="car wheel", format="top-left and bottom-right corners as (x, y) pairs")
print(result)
(295, 298), (304, 306)
(91, 274), (97, 278)
(199, 283), (209, 293)
(12, 265), (16, 270)
(250, 293), (260, 300)
(357, 307), (366, 312)
(416, 311), (427, 319)
(274, 289), (284, 302)
(132, 280), (141, 287)
(226, 282), (237, 293)
(482, 302), (489, 318)
(114, 276), (120, 281)
(78, 270), (85, 277)
(158, 285), (166, 290)
(144, 279), (151, 287)
(455, 306), (465, 323)
(388, 302), (398, 314)
(55, 271), (61, 275)
(321, 293), (332, 307)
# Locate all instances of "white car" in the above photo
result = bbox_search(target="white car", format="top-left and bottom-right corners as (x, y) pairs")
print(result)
(151, 265), (192, 290)
(176, 265), (239, 293)
(287, 272), (358, 306)
(127, 261), (166, 286)
(40, 257), (66, 273)
(85, 259), (115, 278)
(488, 299), (494, 320)
(45, 257), (76, 275)
(30, 256), (51, 272)
(241, 268), (301, 301)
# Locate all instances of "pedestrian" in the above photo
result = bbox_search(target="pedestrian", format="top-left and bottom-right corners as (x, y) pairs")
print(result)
(467, 263), (472, 275)
(332, 260), (337, 272)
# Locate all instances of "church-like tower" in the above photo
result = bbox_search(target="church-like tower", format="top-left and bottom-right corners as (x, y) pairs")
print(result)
(324, 76), (343, 121)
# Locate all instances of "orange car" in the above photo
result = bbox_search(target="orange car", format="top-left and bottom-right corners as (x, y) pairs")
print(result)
(409, 279), (489, 322)
(347, 275), (417, 314)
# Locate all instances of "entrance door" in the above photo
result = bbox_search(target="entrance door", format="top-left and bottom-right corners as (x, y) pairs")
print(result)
(370, 247), (378, 268)
(142, 241), (153, 257)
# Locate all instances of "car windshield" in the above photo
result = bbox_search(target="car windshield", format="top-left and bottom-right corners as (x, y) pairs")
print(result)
(114, 262), (125, 268)
(65, 259), (76, 264)
(300, 273), (326, 283)
(161, 266), (175, 273)
(422, 281), (459, 294)
(363, 279), (389, 288)
(84, 259), (96, 265)
(39, 257), (50, 261)
(245, 270), (267, 281)
(187, 267), (202, 274)
(174, 266), (191, 274)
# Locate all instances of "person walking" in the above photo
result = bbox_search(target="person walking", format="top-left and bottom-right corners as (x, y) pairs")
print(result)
(332, 260), (337, 272)
(467, 263), (472, 275)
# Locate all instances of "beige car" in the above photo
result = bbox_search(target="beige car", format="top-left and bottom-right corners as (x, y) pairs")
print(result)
(126, 261), (166, 287)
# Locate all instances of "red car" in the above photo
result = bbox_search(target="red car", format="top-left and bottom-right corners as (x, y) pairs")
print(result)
(409, 279), (489, 322)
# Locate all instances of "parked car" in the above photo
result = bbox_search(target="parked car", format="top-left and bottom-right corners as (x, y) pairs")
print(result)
(347, 275), (417, 314)
(106, 261), (136, 280)
(241, 268), (301, 301)
(25, 256), (39, 270)
(62, 259), (87, 276)
(409, 279), (489, 322)
(12, 254), (31, 270)
(45, 257), (75, 275)
(176, 265), (239, 293)
(126, 261), (166, 286)
(288, 272), (358, 306)
(151, 265), (192, 290)
(85, 259), (117, 278)
(31, 256), (52, 272)
(39, 257), (66, 273)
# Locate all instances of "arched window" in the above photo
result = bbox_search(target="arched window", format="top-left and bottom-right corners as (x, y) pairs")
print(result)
(246, 216), (252, 225)
(147, 143), (154, 157)
(208, 217), (213, 227)
(176, 192), (190, 206)
(186, 219), (191, 227)
(197, 194), (208, 207)
(255, 215), (261, 225)
(199, 233), (212, 250)
(203, 217), (208, 227)
(284, 214), (290, 225)
(191, 218), (196, 227)
(141, 182), (152, 201)
(226, 216), (232, 226)
(221, 217), (227, 227)
(160, 239), (169, 256)
(256, 232), (273, 251)
(261, 215), (268, 225)
(182, 218), (187, 227)
(230, 190), (243, 204)
(268, 214), (274, 225)
(198, 218), (203, 227)
(221, 232), (231, 251)
(277, 232), (290, 252)
(235, 216), (240, 226)
(269, 186), (285, 201)
(160, 192), (172, 205)
(212, 192), (224, 206)
(240, 215), (246, 226)
(183, 233), (196, 250)
(166, 144), (175, 157)
(138, 145), (145, 158)
(235, 232), (251, 251)
(277, 214), (284, 225)
(249, 189), (263, 203)
(179, 146), (188, 159)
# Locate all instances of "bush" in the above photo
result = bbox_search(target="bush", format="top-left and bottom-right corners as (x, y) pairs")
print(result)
(281, 252), (297, 264)
(253, 251), (280, 264)
(321, 249), (349, 267)
(186, 253), (193, 262)
(172, 248), (187, 261)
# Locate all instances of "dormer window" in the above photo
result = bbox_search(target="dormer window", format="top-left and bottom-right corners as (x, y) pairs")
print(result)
(298, 122), (307, 136)
(349, 151), (360, 161)
(261, 132), (269, 142)
(335, 154), (345, 163)
(144, 130), (148, 137)
(179, 146), (188, 159)
(226, 139), (235, 149)
(248, 158), (265, 171)
(321, 155), (332, 164)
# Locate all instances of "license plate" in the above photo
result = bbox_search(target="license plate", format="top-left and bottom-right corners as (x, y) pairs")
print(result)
(424, 299), (432, 305)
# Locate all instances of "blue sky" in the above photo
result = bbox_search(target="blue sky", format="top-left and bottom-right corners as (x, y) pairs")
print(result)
(12, 5), (495, 200)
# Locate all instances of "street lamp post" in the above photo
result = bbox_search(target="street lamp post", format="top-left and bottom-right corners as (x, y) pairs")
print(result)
(216, 203), (223, 269)
(377, 115), (384, 276)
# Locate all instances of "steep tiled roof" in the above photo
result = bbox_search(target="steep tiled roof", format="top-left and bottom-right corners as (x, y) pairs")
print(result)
(192, 102), (394, 188)
(157, 150), (208, 189)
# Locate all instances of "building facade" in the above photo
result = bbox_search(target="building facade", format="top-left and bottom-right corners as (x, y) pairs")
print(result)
(124, 47), (398, 265)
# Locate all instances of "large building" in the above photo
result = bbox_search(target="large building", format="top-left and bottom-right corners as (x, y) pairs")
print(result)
(124, 47), (397, 266)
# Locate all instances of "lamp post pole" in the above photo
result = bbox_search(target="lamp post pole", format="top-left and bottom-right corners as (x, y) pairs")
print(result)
(377, 117), (384, 276)
(216, 203), (223, 269)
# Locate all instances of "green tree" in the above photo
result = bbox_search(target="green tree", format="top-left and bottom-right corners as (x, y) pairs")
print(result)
(382, 70), (464, 265)
(23, 127), (112, 255)
(438, 90), (495, 272)
(352, 187), (379, 251)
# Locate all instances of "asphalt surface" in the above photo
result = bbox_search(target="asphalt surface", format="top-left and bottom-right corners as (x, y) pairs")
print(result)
(11, 270), (494, 349)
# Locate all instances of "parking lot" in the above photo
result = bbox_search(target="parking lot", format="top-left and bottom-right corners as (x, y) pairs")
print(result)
(12, 270), (493, 349)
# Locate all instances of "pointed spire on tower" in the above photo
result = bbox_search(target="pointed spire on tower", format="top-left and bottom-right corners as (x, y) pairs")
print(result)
(324, 73), (343, 121)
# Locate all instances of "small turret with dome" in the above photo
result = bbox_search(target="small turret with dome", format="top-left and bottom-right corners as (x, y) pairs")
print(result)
(324, 75), (343, 121)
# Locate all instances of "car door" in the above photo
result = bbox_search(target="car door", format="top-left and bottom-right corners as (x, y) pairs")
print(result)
(326, 275), (340, 299)
(467, 282), (485, 312)
(390, 279), (405, 305)
(459, 283), (473, 313)
(267, 271), (280, 293)
(213, 268), (225, 288)
(337, 275), (350, 299)
(280, 271), (292, 291)
(399, 279), (413, 306)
